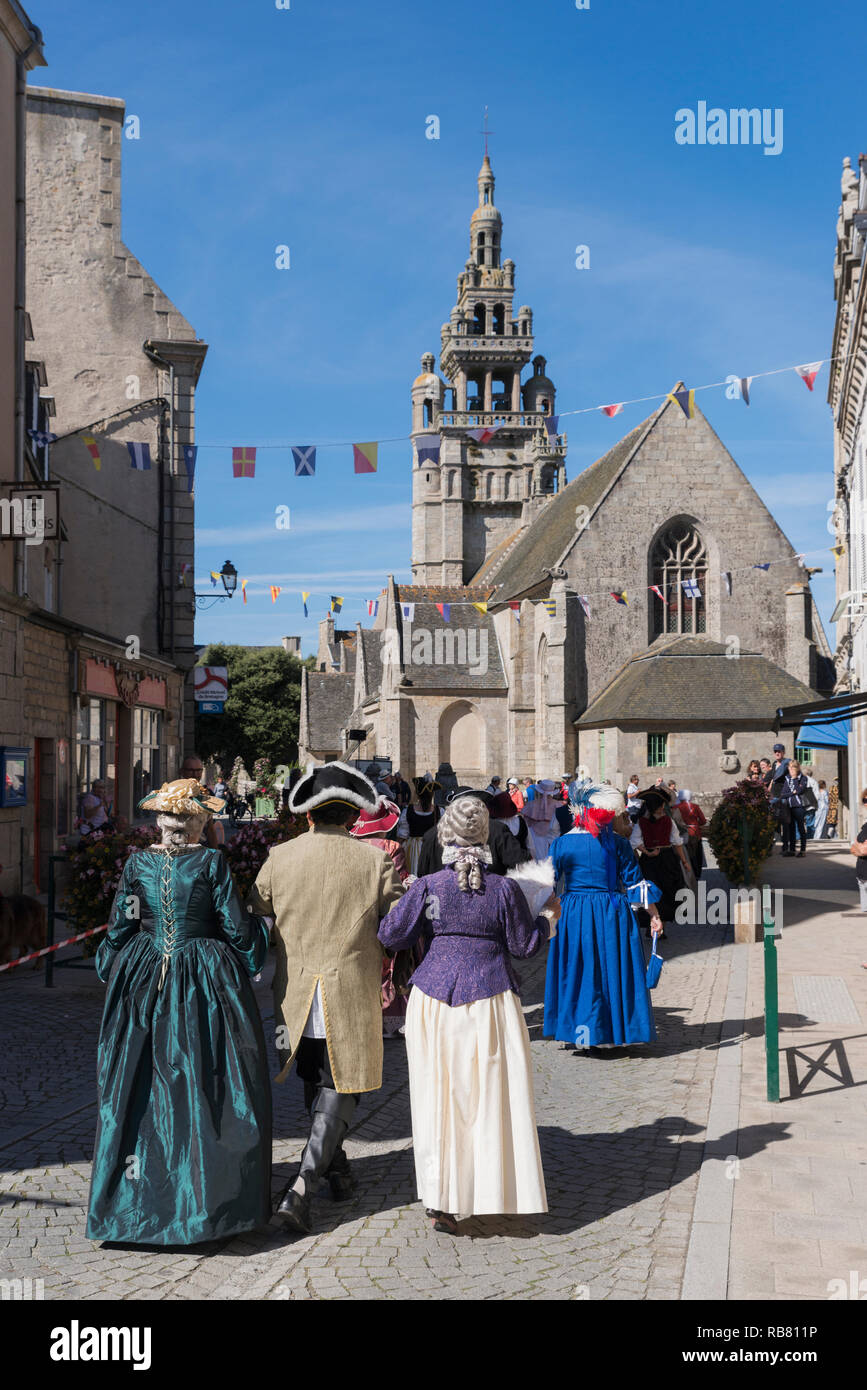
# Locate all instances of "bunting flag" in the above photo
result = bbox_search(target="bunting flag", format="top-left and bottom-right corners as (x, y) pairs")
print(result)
(366, 599), (379, 618)
(544, 415), (560, 438)
(241, 579), (248, 605)
(739, 377), (752, 406)
(723, 571), (732, 596)
(232, 446), (256, 477)
(830, 544), (846, 558)
(601, 403), (623, 418)
(795, 362), (822, 392)
(353, 442), (378, 473)
(472, 601), (488, 614)
(209, 571), (220, 587)
(292, 445), (316, 476)
(183, 444), (197, 493)
(681, 577), (702, 599)
(330, 595), (344, 613)
(28, 428), (57, 448)
(577, 595), (591, 618)
(302, 590), (310, 617)
(650, 585), (667, 604)
(415, 434), (441, 466)
(753, 563), (771, 572)
(610, 590), (628, 605)
(178, 562), (192, 587)
(81, 434), (101, 471)
(436, 602), (451, 622)
(668, 388), (695, 420)
(508, 601), (521, 620)
(543, 600), (557, 617)
(127, 441), (151, 471)
(468, 426), (499, 444)
(270, 586), (282, 603)
(400, 602), (415, 621)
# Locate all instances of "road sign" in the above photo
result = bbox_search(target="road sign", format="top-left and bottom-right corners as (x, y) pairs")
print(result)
(197, 701), (224, 714)
(194, 666), (228, 702)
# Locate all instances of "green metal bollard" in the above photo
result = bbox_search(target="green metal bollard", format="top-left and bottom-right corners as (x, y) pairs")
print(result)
(763, 889), (780, 1103)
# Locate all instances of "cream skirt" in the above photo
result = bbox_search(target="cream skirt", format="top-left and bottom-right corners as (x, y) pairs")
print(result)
(405, 987), (548, 1217)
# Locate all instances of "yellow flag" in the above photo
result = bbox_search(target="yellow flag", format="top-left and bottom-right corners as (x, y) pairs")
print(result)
(472, 601), (488, 614)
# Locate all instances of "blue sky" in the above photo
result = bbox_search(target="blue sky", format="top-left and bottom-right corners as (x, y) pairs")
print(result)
(30, 0), (867, 653)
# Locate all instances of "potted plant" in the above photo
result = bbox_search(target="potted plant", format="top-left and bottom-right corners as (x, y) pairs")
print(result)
(706, 780), (775, 941)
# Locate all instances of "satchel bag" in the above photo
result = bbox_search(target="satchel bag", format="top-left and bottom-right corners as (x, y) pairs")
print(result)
(645, 938), (663, 990)
(801, 785), (818, 811)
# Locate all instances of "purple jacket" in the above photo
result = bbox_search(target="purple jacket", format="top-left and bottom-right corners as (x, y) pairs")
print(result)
(377, 865), (548, 1006)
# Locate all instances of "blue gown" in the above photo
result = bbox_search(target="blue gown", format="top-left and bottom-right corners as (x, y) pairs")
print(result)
(86, 846), (272, 1245)
(544, 828), (661, 1047)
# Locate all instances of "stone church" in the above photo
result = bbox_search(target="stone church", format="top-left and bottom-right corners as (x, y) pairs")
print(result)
(299, 157), (835, 797)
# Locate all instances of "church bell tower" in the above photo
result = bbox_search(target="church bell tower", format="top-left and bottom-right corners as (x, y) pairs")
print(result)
(411, 154), (567, 585)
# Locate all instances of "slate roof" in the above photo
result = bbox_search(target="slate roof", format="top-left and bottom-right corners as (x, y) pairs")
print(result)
(399, 597), (507, 690)
(304, 672), (356, 750)
(359, 628), (383, 693)
(576, 636), (821, 728)
(474, 418), (652, 601)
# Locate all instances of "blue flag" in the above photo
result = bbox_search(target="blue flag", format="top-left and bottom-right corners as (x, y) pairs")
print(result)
(127, 441), (152, 471)
(293, 445), (316, 476)
(415, 434), (441, 466)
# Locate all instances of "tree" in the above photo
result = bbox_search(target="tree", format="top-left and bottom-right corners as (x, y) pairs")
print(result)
(194, 644), (312, 773)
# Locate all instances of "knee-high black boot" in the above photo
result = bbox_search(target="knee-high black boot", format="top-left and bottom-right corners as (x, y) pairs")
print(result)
(277, 1089), (358, 1233)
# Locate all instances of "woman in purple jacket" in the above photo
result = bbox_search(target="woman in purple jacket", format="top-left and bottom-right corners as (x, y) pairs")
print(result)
(378, 795), (560, 1235)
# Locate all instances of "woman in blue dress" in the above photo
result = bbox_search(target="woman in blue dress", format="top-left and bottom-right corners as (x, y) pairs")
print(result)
(543, 784), (663, 1055)
(86, 779), (272, 1246)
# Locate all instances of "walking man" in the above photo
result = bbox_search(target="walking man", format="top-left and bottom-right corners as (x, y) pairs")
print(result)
(248, 761), (404, 1234)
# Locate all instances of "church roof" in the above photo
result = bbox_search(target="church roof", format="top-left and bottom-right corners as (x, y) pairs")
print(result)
(476, 418), (651, 600)
(303, 672), (356, 751)
(398, 597), (507, 690)
(575, 636), (821, 729)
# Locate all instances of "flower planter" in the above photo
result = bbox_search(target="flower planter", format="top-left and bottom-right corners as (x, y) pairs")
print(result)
(254, 797), (275, 817)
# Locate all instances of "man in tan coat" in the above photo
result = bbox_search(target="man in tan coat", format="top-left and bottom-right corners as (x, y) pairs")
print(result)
(249, 761), (404, 1233)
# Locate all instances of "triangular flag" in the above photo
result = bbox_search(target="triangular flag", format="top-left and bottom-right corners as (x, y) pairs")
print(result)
(400, 602), (415, 621)
(468, 426), (499, 444)
(232, 446), (256, 477)
(435, 602), (451, 622)
(722, 571), (732, 596)
(270, 585), (282, 603)
(601, 403), (623, 418)
(366, 599), (379, 618)
(508, 601), (521, 624)
(28, 428), (57, 448)
(330, 595), (344, 613)
(650, 584), (667, 604)
(209, 571), (220, 587)
(415, 434), (441, 466)
(178, 562), (192, 588)
(668, 388), (695, 420)
(831, 544), (846, 559)
(795, 362), (822, 392)
(353, 442), (378, 473)
(543, 600), (557, 617)
(610, 590), (628, 606)
(472, 601), (488, 614)
(183, 444), (197, 493)
(241, 579), (248, 605)
(81, 434), (101, 471)
(739, 377), (751, 406)
(544, 415), (560, 438)
(126, 441), (151, 471)
(578, 595), (591, 618)
(753, 563), (771, 572)
(292, 445), (316, 476)
(302, 590), (310, 617)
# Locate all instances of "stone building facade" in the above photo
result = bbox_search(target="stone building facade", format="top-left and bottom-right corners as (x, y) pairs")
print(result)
(302, 156), (835, 804)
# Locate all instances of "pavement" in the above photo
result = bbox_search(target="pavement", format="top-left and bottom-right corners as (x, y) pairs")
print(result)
(1, 845), (865, 1301)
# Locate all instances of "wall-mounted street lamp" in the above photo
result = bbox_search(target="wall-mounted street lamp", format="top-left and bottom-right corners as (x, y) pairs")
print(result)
(194, 560), (238, 611)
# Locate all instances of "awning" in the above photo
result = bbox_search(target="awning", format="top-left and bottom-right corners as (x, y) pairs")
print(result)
(796, 717), (851, 748)
(776, 690), (867, 730)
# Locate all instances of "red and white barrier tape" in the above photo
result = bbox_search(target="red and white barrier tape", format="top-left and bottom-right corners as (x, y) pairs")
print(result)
(0, 922), (108, 974)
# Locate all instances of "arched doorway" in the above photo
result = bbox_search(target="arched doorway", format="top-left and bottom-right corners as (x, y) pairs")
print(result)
(439, 701), (484, 782)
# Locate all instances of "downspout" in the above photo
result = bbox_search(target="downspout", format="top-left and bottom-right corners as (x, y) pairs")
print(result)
(14, 25), (44, 598)
(143, 345), (175, 661)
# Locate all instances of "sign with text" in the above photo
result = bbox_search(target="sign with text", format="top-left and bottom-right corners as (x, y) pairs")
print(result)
(193, 666), (228, 702)
(0, 486), (59, 544)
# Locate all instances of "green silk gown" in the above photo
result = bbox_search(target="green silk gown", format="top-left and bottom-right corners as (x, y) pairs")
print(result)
(85, 845), (272, 1245)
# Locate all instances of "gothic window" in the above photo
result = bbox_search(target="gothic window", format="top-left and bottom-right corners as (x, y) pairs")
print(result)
(493, 303), (505, 335)
(650, 522), (707, 637)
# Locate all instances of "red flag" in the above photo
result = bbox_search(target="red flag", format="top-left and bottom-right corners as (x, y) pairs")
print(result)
(650, 584), (667, 604)
(233, 447), (256, 477)
(794, 362), (822, 392)
(601, 403), (623, 418)
(269, 585), (282, 603)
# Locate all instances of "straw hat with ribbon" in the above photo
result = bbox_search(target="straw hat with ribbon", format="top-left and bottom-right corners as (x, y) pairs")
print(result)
(137, 778), (225, 816)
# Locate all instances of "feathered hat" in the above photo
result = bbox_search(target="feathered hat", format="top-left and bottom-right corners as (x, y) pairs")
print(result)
(289, 760), (379, 815)
(568, 781), (626, 835)
(349, 798), (401, 838)
(138, 778), (225, 815)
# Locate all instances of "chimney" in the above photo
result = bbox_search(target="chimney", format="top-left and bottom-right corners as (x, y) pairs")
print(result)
(281, 635), (301, 655)
(785, 585), (815, 687)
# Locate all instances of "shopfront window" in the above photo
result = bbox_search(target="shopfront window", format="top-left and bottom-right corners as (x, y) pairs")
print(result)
(133, 708), (162, 808)
(76, 699), (106, 801)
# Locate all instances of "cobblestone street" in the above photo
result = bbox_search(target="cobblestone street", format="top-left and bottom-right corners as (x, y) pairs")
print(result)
(1, 880), (737, 1301)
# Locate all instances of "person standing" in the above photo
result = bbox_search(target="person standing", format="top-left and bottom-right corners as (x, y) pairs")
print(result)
(180, 753), (225, 847)
(827, 779), (840, 839)
(544, 784), (663, 1056)
(780, 759), (811, 857)
(398, 777), (441, 876)
(350, 799), (412, 1039)
(676, 789), (707, 879)
(507, 776), (524, 812)
(378, 796), (557, 1233)
(416, 788), (527, 876)
(248, 762), (404, 1233)
(631, 787), (692, 937)
(86, 780), (271, 1244)
(813, 780), (830, 840)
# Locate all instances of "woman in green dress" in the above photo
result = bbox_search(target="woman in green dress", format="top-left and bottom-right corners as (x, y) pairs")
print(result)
(86, 779), (272, 1246)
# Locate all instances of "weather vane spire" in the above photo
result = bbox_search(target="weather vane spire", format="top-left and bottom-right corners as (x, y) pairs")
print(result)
(480, 106), (494, 158)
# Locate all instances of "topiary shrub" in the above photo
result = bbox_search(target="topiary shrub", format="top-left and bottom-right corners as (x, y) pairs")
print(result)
(706, 780), (775, 887)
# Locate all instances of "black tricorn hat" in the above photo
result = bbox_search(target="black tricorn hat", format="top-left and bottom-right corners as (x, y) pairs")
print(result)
(289, 760), (379, 815)
(448, 786), (495, 811)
